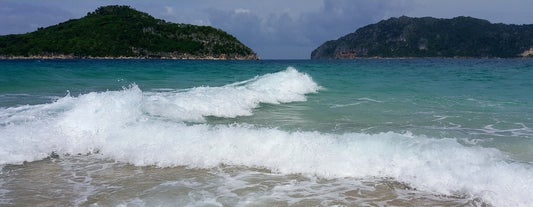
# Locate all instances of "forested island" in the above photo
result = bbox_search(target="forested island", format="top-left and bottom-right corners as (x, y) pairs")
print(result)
(311, 16), (533, 59)
(0, 5), (258, 60)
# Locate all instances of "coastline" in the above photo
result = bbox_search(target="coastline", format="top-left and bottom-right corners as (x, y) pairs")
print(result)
(310, 55), (533, 60)
(3, 55), (532, 61)
(0, 54), (260, 60)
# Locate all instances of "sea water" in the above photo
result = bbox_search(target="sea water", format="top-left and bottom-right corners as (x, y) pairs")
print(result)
(0, 59), (532, 206)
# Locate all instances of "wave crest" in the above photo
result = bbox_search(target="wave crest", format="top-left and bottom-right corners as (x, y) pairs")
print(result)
(144, 67), (319, 121)
(0, 67), (531, 207)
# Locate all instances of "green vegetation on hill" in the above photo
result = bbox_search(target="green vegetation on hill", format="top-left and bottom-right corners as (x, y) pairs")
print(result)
(0, 5), (258, 59)
(311, 16), (533, 59)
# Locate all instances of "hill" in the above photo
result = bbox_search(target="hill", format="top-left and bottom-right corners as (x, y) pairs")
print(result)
(311, 16), (533, 59)
(0, 5), (258, 60)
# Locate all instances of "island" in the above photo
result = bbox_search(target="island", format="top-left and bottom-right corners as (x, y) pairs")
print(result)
(311, 16), (533, 59)
(0, 5), (259, 60)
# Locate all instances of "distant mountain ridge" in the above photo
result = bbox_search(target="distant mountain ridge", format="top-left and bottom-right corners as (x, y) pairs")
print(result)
(0, 5), (258, 60)
(311, 16), (533, 59)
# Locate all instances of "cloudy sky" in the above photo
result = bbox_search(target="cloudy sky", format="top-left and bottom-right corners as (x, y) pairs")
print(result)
(1, 0), (532, 59)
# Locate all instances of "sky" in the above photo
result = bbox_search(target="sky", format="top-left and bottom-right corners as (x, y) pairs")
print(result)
(1, 0), (532, 59)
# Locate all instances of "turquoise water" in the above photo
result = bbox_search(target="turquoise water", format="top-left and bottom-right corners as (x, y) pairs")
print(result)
(0, 59), (532, 206)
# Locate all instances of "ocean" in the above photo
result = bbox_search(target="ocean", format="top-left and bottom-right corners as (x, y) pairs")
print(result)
(0, 59), (532, 206)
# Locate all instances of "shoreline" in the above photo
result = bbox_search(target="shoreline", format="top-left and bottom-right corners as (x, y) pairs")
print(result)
(2, 56), (532, 61)
(0, 54), (260, 61)
(310, 56), (533, 60)
(0, 55), (533, 61)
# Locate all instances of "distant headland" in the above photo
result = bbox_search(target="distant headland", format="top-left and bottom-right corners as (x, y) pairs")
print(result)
(0, 5), (259, 60)
(311, 16), (533, 59)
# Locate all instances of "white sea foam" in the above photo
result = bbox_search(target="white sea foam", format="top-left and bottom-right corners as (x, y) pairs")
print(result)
(0, 68), (532, 207)
(0, 178), (9, 205)
(144, 66), (320, 122)
(330, 97), (383, 108)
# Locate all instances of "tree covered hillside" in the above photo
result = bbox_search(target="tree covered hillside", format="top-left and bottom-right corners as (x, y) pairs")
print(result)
(311, 16), (533, 59)
(0, 5), (258, 59)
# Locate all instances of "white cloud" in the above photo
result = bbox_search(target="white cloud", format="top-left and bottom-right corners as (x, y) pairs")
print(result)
(234, 8), (250, 14)
(164, 6), (174, 15)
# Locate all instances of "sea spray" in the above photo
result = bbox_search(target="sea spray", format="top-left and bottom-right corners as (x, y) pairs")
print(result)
(2, 118), (531, 206)
(143, 67), (320, 122)
(0, 67), (320, 164)
(0, 66), (532, 206)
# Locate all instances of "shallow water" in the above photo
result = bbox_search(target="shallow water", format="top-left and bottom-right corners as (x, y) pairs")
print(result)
(1, 155), (485, 206)
(0, 59), (532, 206)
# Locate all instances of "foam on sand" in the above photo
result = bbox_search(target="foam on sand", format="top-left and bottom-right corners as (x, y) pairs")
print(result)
(0, 67), (531, 207)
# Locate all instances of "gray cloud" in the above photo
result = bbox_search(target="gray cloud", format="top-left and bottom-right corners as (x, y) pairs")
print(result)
(408, 0), (533, 25)
(0, 2), (74, 35)
(207, 0), (413, 59)
(1, 0), (532, 59)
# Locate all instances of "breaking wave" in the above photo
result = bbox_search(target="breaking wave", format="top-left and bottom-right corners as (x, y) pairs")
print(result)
(0, 67), (531, 207)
